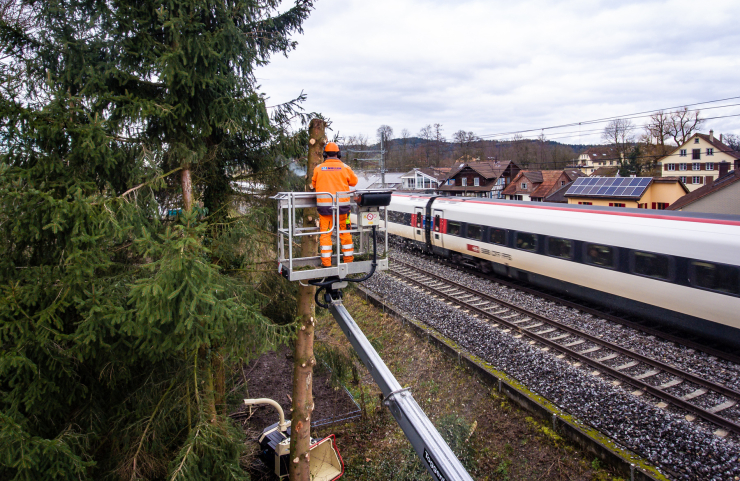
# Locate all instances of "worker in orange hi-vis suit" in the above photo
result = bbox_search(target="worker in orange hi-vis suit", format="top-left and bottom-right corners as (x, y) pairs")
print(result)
(311, 142), (359, 267)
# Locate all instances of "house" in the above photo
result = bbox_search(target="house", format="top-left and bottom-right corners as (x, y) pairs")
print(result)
(543, 182), (573, 203)
(564, 176), (689, 209)
(667, 168), (740, 214)
(570, 146), (620, 175)
(437, 161), (520, 198)
(656, 130), (740, 192)
(399, 167), (449, 191)
(353, 171), (405, 190)
(501, 170), (585, 202)
(590, 166), (619, 177)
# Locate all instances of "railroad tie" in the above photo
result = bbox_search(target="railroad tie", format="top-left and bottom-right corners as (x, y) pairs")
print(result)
(521, 322), (543, 330)
(657, 379), (683, 390)
(579, 346), (602, 355)
(564, 339), (585, 348)
(633, 370), (660, 380)
(470, 301), (490, 307)
(596, 353), (618, 362)
(534, 328), (556, 335)
(491, 309), (509, 315)
(707, 400), (736, 414)
(511, 317), (531, 324)
(615, 361), (638, 371)
(549, 334), (570, 342)
(681, 388), (708, 401)
(500, 313), (520, 320)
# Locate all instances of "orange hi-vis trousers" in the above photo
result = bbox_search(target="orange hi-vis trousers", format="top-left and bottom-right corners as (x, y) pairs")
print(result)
(319, 214), (354, 267)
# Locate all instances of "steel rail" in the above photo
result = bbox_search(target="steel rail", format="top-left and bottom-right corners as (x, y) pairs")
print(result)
(389, 261), (740, 436)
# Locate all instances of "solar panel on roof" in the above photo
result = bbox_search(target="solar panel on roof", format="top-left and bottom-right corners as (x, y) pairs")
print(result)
(605, 186), (617, 195)
(629, 178), (641, 187)
(596, 186), (609, 195)
(623, 187), (636, 196)
(613, 187), (627, 195)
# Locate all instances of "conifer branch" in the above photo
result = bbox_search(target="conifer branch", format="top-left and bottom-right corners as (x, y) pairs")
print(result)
(121, 167), (183, 199)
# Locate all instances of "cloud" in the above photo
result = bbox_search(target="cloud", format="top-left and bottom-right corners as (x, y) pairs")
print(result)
(258, 0), (740, 142)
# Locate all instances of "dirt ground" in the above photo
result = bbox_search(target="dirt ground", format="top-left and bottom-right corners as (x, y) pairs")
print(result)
(241, 289), (626, 480)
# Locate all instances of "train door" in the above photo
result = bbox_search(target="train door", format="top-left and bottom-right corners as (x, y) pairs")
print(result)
(413, 207), (424, 242)
(432, 209), (444, 248)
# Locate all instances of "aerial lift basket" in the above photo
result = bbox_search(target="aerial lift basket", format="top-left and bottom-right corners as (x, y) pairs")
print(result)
(272, 190), (392, 282)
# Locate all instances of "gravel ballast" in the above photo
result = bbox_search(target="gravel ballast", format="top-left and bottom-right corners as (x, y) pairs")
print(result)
(362, 250), (740, 481)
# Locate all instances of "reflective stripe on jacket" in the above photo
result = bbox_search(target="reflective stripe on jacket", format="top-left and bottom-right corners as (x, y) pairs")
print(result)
(311, 158), (358, 209)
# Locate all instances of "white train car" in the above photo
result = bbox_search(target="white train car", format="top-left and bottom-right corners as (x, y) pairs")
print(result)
(389, 194), (740, 349)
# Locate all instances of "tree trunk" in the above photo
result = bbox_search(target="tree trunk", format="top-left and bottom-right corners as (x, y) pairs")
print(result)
(182, 166), (193, 212)
(289, 118), (325, 481)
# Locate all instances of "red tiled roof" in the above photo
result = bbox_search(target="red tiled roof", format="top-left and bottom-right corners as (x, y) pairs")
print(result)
(590, 167), (619, 177)
(531, 171), (569, 198)
(667, 170), (740, 210)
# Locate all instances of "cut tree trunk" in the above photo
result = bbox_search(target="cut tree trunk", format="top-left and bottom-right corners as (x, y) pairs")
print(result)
(289, 119), (325, 481)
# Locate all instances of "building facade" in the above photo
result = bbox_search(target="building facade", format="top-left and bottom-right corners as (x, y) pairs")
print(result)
(657, 131), (740, 192)
(570, 146), (620, 175)
(437, 161), (520, 198)
(667, 169), (740, 214)
(564, 177), (688, 209)
(502, 170), (585, 201)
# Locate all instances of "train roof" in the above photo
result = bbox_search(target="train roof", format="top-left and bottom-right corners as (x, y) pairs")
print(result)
(392, 193), (740, 226)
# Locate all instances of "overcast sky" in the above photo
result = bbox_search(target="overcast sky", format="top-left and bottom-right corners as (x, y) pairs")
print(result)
(257, 0), (740, 145)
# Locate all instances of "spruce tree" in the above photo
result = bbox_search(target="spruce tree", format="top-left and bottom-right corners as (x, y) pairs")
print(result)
(0, 0), (314, 479)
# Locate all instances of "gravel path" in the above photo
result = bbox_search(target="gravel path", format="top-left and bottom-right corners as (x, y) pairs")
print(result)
(362, 250), (740, 480)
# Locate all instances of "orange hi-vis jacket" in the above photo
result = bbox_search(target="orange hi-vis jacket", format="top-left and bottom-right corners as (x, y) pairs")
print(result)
(311, 158), (358, 215)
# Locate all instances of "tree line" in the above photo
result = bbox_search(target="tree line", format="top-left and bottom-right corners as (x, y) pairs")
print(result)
(343, 124), (579, 173)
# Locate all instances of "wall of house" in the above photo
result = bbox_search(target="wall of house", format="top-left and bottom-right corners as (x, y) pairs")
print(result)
(660, 136), (738, 191)
(566, 198), (638, 207)
(639, 182), (687, 207)
(676, 181), (740, 215)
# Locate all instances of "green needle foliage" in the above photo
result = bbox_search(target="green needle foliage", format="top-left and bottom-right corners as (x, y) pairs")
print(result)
(0, 0), (314, 479)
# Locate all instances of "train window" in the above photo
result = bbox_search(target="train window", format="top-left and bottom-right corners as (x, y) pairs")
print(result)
(415, 213), (422, 228)
(585, 244), (616, 269)
(515, 232), (537, 251)
(434, 215), (440, 232)
(547, 237), (573, 259)
(690, 261), (740, 295)
(466, 224), (483, 241)
(447, 221), (461, 236)
(632, 251), (671, 280)
(490, 228), (506, 246)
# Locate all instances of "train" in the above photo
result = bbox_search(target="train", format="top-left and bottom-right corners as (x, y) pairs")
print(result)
(385, 193), (740, 349)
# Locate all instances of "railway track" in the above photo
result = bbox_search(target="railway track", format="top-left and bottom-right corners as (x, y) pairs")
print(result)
(390, 259), (740, 437)
(433, 256), (740, 366)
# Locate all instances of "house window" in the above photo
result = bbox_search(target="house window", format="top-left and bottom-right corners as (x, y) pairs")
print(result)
(679, 163), (688, 171)
(474, 177), (480, 186)
(692, 163), (701, 170)
(652, 202), (669, 210)
(692, 149), (701, 160)
(578, 202), (592, 205)
(609, 203), (626, 207)
(448, 179), (454, 185)
(706, 148), (714, 156)
(561, 181), (566, 186)
(694, 137), (700, 143)
(462, 177), (467, 186)
(679, 176), (687, 183)
(706, 162), (714, 170)
(692, 176), (702, 184)
(679, 149), (687, 157)
(666, 163), (676, 171)
(512, 195), (523, 201)
(521, 183), (527, 189)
